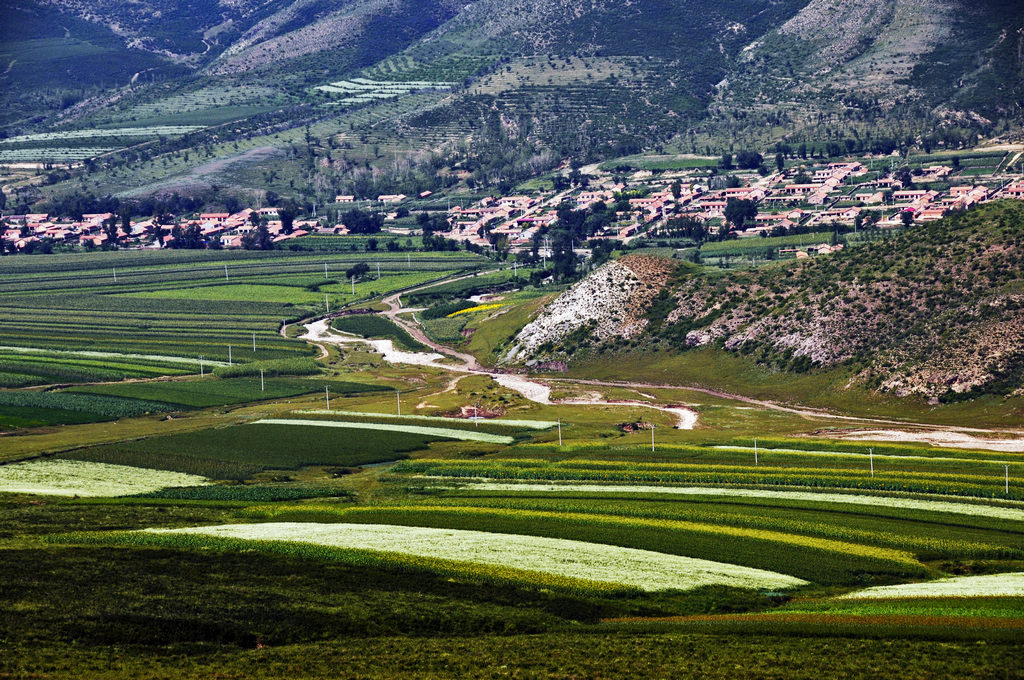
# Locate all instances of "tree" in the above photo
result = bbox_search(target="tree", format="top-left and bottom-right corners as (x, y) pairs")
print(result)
(550, 228), (577, 280)
(242, 223), (274, 250)
(900, 210), (914, 228)
(343, 209), (383, 234)
(670, 180), (681, 201)
(735, 150), (763, 170)
(103, 216), (120, 248)
(775, 153), (785, 173)
(719, 152), (733, 170)
(723, 198), (757, 230)
(895, 167), (914, 188)
(664, 215), (707, 242)
(278, 205), (297, 234)
(417, 211), (432, 234)
(346, 262), (370, 280)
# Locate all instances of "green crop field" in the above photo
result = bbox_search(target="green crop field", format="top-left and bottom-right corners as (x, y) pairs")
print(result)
(59, 423), (441, 479)
(0, 389), (178, 430)
(0, 250), (485, 388)
(1, 254), (1021, 678)
(63, 377), (385, 409)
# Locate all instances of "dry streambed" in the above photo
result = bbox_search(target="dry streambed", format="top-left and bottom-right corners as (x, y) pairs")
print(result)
(302, 319), (699, 429)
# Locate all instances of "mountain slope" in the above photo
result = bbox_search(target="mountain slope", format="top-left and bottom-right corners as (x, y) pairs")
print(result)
(5, 0), (1023, 206)
(716, 0), (1024, 139)
(505, 202), (1024, 401)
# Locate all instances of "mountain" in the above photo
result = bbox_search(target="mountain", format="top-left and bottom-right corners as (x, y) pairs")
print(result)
(503, 202), (1024, 401)
(3, 0), (1022, 204)
(715, 0), (1024, 135)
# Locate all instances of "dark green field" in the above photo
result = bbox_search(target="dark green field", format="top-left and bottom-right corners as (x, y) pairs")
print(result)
(59, 423), (439, 479)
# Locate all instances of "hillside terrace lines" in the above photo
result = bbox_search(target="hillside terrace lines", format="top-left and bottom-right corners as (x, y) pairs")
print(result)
(316, 78), (457, 106)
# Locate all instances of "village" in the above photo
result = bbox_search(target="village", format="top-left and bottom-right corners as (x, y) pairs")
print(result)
(4, 152), (1024, 260)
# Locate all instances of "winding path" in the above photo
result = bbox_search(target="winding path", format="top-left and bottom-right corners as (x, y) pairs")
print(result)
(300, 274), (1024, 447)
(300, 281), (701, 430)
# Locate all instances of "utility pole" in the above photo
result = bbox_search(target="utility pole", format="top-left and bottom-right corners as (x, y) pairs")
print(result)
(252, 332), (256, 352)
(224, 264), (229, 281)
(112, 268), (117, 283)
(396, 390), (401, 416)
(869, 448), (874, 477)
(377, 262), (381, 279)
(651, 424), (655, 453)
(325, 386), (330, 410)
(228, 345), (232, 366)
(558, 418), (562, 447)
(199, 355), (204, 377)
(351, 277), (355, 294)
(325, 294), (330, 313)
(324, 262), (329, 278)
(260, 368), (264, 391)
(1005, 465), (1010, 496)
(754, 438), (758, 466)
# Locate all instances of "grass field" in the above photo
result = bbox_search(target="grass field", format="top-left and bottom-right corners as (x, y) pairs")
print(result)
(1, 255), (1022, 677)
(58, 422), (444, 479)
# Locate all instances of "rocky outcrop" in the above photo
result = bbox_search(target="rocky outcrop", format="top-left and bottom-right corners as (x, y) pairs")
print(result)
(502, 255), (675, 364)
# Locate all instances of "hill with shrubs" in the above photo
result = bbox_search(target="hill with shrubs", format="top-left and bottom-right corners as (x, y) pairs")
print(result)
(505, 202), (1024, 401)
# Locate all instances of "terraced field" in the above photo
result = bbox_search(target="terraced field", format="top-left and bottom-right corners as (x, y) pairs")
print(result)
(0, 250), (484, 387)
(0, 126), (205, 163)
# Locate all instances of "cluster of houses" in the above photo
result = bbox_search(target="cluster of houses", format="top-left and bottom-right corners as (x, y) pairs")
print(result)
(430, 160), (1022, 249)
(674, 162), (1020, 235)
(1, 207), (358, 251)
(4, 158), (1024, 253)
